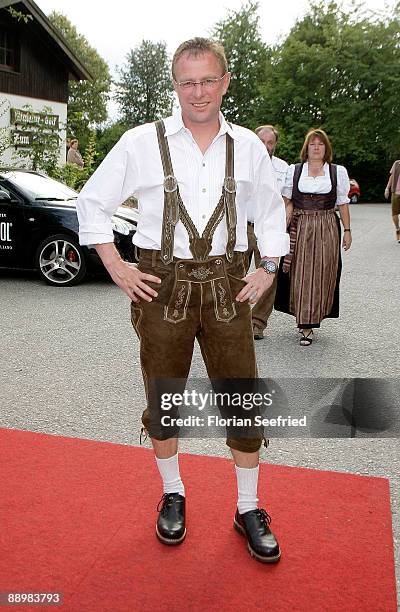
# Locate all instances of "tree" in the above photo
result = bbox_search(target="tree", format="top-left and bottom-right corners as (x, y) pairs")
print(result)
(256, 1), (400, 200)
(114, 40), (173, 126)
(6, 6), (33, 23)
(211, 1), (269, 128)
(48, 12), (111, 147)
(95, 120), (127, 167)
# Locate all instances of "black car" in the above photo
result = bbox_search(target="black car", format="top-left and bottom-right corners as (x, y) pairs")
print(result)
(0, 169), (138, 286)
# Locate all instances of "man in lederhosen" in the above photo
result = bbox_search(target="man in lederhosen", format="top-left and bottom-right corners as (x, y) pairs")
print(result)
(76, 38), (289, 563)
(247, 125), (290, 340)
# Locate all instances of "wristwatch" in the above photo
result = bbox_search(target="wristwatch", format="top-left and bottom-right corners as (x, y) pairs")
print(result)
(259, 259), (278, 274)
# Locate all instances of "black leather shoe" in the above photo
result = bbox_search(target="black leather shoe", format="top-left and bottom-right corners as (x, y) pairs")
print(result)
(234, 508), (281, 563)
(156, 493), (186, 545)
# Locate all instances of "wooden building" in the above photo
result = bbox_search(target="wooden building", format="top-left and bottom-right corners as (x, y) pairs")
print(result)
(0, 0), (91, 165)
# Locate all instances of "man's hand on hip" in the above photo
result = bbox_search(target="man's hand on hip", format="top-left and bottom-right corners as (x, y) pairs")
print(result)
(235, 267), (275, 304)
(95, 243), (161, 302)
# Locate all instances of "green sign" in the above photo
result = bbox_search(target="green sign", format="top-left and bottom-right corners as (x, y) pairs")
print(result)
(10, 108), (59, 130)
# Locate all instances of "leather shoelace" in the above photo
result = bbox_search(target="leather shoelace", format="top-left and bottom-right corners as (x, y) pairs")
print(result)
(157, 493), (176, 514)
(254, 508), (272, 526)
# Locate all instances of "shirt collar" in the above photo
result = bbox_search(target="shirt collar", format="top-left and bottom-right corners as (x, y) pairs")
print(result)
(218, 112), (238, 140)
(164, 110), (238, 140)
(163, 111), (185, 136)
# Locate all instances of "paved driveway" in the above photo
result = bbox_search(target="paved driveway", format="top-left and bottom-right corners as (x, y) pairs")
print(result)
(1, 203), (399, 596)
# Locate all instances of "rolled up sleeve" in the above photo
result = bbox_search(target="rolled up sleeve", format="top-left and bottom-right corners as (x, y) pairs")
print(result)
(76, 131), (138, 245)
(281, 164), (294, 200)
(252, 151), (290, 258)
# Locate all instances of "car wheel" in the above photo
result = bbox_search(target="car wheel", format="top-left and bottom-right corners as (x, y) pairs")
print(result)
(36, 234), (87, 287)
(350, 194), (358, 204)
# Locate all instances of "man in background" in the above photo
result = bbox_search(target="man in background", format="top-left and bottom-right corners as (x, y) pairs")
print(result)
(247, 125), (289, 340)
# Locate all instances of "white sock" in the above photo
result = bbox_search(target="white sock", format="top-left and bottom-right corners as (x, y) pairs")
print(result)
(235, 465), (259, 514)
(155, 454), (185, 497)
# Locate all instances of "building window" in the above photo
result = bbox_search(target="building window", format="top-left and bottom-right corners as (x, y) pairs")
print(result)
(0, 29), (19, 72)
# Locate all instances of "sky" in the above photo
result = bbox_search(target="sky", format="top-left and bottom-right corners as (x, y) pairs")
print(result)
(36, 0), (393, 119)
(38, 0), (393, 73)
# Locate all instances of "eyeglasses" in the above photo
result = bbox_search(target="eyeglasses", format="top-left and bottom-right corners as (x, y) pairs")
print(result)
(174, 74), (227, 91)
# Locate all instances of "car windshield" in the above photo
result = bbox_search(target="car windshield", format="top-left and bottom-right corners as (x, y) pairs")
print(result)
(2, 171), (78, 200)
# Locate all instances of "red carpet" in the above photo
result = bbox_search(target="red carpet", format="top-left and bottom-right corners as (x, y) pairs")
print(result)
(0, 428), (397, 612)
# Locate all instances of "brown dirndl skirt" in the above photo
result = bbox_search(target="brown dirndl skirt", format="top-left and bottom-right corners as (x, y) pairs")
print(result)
(275, 209), (342, 327)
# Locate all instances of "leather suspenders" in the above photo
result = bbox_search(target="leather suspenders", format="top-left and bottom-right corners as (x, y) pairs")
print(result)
(155, 119), (237, 263)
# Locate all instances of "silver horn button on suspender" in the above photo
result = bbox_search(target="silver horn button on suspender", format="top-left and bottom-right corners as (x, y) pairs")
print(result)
(224, 177), (236, 193)
(164, 175), (178, 193)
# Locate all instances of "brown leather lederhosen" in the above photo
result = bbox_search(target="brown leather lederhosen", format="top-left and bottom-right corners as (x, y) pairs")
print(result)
(278, 162), (341, 327)
(130, 121), (263, 452)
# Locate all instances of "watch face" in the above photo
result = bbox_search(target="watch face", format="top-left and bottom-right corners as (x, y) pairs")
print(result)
(262, 260), (277, 273)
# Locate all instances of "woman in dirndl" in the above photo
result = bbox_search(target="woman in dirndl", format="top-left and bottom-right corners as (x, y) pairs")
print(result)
(274, 128), (352, 346)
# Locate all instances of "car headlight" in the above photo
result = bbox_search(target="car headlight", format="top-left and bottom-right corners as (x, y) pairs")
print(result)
(111, 217), (133, 236)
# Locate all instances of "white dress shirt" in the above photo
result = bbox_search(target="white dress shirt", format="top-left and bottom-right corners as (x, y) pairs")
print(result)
(282, 162), (350, 205)
(77, 111), (289, 259)
(271, 156), (289, 195)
